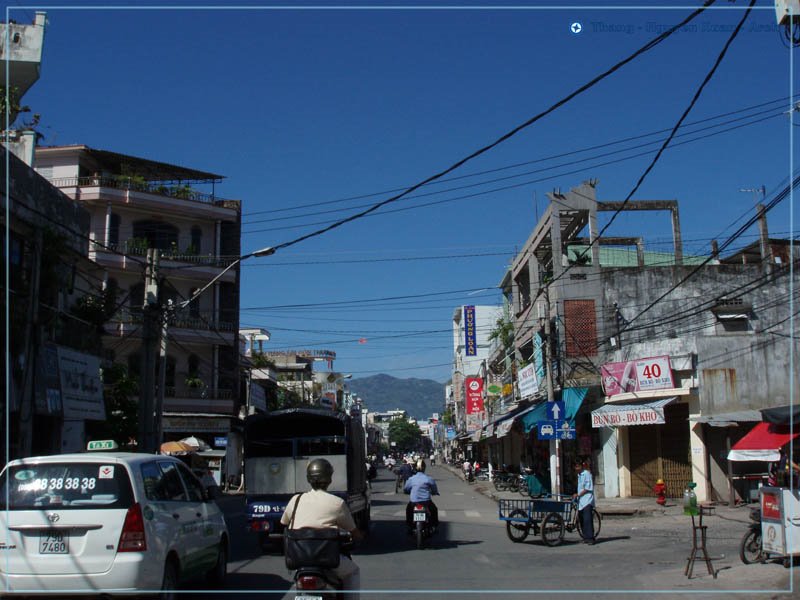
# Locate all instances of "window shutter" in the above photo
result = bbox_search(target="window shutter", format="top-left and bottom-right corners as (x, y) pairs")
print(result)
(564, 299), (597, 357)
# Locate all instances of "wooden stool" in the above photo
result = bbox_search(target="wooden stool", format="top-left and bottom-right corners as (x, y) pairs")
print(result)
(685, 505), (717, 579)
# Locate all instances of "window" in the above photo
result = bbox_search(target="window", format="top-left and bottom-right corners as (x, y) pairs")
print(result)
(564, 299), (598, 358)
(141, 461), (168, 501)
(176, 463), (205, 502)
(133, 220), (179, 251)
(188, 354), (200, 376)
(129, 283), (144, 314)
(191, 226), (202, 254)
(0, 463), (133, 510)
(189, 288), (200, 318)
(156, 462), (187, 501)
(109, 213), (121, 247)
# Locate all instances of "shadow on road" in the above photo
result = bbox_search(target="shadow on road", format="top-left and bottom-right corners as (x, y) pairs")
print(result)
(357, 520), (483, 555)
(182, 571), (292, 596)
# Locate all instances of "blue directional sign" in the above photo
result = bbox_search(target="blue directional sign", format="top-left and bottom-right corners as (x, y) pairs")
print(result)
(547, 401), (566, 421)
(537, 421), (557, 440)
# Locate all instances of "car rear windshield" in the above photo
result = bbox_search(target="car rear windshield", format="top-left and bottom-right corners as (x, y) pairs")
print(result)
(0, 462), (134, 510)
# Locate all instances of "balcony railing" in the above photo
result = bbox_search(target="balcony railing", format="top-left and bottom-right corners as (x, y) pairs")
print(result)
(98, 240), (236, 268)
(164, 386), (234, 400)
(110, 307), (235, 333)
(49, 176), (233, 206)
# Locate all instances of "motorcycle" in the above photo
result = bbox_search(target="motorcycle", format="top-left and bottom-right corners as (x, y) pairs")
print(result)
(290, 532), (353, 600)
(739, 506), (765, 564)
(411, 503), (436, 549)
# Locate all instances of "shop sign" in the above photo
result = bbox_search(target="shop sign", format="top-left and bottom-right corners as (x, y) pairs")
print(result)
(58, 346), (105, 421)
(465, 377), (484, 414)
(464, 305), (477, 356)
(591, 406), (666, 427)
(518, 363), (539, 398)
(601, 355), (674, 397)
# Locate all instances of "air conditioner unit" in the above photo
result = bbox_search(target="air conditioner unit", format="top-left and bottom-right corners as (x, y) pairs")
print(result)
(776, 0), (800, 25)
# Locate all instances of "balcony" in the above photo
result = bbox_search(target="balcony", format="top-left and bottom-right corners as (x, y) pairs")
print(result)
(49, 176), (235, 206)
(107, 308), (236, 333)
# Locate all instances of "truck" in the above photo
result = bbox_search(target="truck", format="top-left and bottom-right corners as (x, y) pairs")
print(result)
(243, 408), (371, 548)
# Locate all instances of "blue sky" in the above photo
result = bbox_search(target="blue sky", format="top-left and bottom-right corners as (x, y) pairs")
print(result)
(15, 1), (798, 383)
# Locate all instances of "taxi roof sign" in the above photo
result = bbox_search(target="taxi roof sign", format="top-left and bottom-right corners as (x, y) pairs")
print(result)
(87, 440), (118, 451)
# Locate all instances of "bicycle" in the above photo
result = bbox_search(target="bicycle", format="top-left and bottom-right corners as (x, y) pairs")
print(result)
(499, 496), (601, 547)
(544, 497), (601, 545)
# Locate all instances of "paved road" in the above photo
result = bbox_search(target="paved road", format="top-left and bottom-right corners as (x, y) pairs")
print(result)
(187, 465), (797, 599)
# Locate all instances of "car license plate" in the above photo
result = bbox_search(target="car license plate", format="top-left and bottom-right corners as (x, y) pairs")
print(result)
(413, 512), (426, 522)
(295, 596), (323, 600)
(39, 530), (69, 554)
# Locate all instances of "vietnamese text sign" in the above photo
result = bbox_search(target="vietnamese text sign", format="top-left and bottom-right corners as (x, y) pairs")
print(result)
(464, 305), (477, 356)
(591, 405), (667, 428)
(58, 346), (105, 421)
(465, 377), (484, 414)
(518, 363), (539, 398)
(601, 355), (674, 397)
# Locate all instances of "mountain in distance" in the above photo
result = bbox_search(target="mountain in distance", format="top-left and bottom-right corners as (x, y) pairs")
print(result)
(348, 374), (446, 421)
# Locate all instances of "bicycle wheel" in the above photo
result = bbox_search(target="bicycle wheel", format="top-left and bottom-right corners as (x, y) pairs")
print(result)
(518, 479), (529, 497)
(495, 476), (508, 491)
(508, 477), (520, 493)
(576, 508), (602, 540)
(739, 530), (763, 564)
(541, 513), (565, 547)
(505, 509), (530, 543)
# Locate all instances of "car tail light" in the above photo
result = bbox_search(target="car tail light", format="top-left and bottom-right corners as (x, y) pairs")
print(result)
(297, 575), (325, 590)
(415, 504), (425, 511)
(117, 502), (147, 552)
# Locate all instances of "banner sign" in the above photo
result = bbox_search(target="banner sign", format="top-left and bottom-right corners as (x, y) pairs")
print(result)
(465, 377), (484, 414)
(466, 413), (482, 432)
(591, 405), (668, 428)
(464, 305), (477, 356)
(58, 346), (105, 420)
(601, 355), (674, 397)
(446, 426), (456, 440)
(518, 363), (539, 398)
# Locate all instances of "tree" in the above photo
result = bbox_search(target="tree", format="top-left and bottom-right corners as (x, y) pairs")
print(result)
(86, 363), (139, 449)
(388, 419), (422, 453)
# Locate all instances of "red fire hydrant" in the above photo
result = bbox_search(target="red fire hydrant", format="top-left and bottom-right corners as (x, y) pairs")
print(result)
(654, 479), (667, 505)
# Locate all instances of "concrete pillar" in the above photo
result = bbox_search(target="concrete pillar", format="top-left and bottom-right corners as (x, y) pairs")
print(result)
(601, 426), (619, 498)
(688, 396), (709, 502)
(618, 426), (631, 498)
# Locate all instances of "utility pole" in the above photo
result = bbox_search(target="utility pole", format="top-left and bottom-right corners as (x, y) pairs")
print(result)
(542, 286), (560, 496)
(139, 248), (160, 454)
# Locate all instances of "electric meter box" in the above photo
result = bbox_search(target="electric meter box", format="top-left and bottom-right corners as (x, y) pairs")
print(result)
(776, 0), (800, 25)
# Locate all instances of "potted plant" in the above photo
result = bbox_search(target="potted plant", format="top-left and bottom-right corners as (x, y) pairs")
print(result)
(185, 373), (204, 389)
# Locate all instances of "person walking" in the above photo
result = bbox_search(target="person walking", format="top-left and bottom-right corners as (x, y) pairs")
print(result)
(572, 459), (595, 545)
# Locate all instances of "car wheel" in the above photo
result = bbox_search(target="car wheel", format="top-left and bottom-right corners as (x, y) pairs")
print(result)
(159, 558), (179, 600)
(206, 541), (228, 586)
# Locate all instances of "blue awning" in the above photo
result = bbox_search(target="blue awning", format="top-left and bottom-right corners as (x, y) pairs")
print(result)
(521, 387), (588, 433)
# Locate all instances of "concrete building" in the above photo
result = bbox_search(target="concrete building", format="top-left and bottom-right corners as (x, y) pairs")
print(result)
(34, 145), (244, 447)
(450, 304), (502, 435)
(483, 179), (799, 501)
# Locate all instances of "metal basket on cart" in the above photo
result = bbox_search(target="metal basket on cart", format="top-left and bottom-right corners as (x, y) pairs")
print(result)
(498, 496), (584, 546)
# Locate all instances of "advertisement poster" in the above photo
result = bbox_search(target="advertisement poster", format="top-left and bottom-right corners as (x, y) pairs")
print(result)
(464, 305), (477, 356)
(601, 355), (674, 397)
(465, 377), (484, 414)
(58, 346), (105, 420)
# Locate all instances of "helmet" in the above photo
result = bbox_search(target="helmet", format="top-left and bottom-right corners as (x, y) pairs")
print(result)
(307, 458), (334, 489)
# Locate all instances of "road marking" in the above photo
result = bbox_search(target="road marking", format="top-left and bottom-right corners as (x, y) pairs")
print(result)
(465, 510), (481, 518)
(474, 554), (491, 564)
(438, 510), (448, 518)
(393, 510), (406, 517)
(454, 492), (465, 496)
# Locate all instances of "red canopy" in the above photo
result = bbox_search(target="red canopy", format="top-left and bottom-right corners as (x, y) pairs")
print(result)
(728, 422), (799, 462)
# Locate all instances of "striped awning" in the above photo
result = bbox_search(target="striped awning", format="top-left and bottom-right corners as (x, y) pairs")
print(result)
(591, 398), (676, 428)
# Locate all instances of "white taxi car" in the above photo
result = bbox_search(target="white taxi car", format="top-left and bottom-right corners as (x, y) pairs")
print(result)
(0, 442), (229, 598)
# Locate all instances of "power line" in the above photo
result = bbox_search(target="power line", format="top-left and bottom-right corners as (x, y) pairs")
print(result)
(267, 1), (716, 252)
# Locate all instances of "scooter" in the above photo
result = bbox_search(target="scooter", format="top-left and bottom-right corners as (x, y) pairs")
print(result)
(739, 506), (765, 564)
(411, 503), (435, 549)
(290, 533), (353, 600)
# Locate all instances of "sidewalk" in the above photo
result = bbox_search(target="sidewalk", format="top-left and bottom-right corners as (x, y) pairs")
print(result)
(437, 463), (754, 520)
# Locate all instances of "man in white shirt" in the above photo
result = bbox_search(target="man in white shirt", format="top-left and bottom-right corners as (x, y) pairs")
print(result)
(281, 459), (363, 599)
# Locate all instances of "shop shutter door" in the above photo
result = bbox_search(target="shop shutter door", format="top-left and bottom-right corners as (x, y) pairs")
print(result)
(629, 403), (691, 497)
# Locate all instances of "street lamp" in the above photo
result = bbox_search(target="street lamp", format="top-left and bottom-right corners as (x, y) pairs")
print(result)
(141, 245), (276, 454)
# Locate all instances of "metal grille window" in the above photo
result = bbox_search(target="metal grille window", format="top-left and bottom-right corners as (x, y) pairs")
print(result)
(564, 299), (597, 357)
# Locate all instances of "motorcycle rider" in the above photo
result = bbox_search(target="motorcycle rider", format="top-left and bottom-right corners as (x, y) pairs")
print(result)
(403, 460), (439, 533)
(280, 458), (363, 600)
